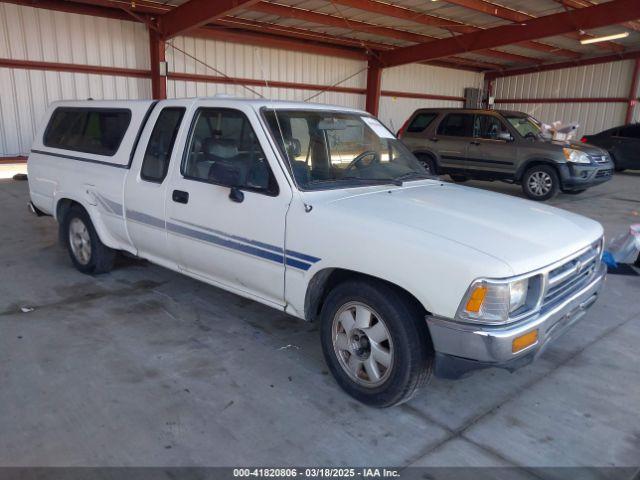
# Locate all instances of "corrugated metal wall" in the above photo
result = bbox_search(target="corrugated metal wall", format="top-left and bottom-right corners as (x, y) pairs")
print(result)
(379, 63), (483, 132)
(0, 3), (481, 157)
(165, 35), (367, 108)
(0, 3), (150, 156)
(493, 60), (635, 136)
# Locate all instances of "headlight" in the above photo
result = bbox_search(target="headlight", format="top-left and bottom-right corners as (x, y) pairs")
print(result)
(456, 277), (533, 324)
(562, 148), (591, 164)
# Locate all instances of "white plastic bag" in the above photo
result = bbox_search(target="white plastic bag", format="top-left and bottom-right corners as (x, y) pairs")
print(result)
(608, 224), (640, 263)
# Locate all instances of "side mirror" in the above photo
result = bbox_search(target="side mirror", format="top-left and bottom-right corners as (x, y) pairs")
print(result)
(497, 132), (514, 142)
(285, 138), (301, 157)
(229, 187), (244, 203)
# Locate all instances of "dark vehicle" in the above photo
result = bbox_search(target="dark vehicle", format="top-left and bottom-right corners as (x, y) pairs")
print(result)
(398, 108), (614, 201)
(581, 123), (640, 172)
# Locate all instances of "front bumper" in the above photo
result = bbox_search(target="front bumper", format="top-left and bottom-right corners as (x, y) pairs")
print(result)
(558, 162), (614, 190)
(428, 262), (607, 379)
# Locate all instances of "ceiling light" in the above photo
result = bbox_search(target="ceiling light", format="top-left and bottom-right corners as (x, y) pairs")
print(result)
(580, 32), (630, 45)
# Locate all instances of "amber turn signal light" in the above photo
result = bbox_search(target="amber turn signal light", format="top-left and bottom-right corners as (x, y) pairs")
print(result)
(465, 285), (488, 313)
(512, 330), (538, 353)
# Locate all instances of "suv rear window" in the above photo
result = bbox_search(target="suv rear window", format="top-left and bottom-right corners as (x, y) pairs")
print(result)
(437, 113), (474, 137)
(406, 112), (438, 133)
(617, 125), (640, 138)
(44, 107), (131, 156)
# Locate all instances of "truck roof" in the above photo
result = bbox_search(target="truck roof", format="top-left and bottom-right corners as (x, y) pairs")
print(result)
(48, 97), (368, 115)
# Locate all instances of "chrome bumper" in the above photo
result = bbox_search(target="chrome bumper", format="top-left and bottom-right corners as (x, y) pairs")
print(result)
(428, 261), (607, 379)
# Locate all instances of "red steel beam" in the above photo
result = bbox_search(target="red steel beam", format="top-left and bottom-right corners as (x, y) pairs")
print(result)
(0, 57), (151, 78)
(555, 0), (640, 32)
(159, 0), (261, 39)
(167, 71), (465, 102)
(625, 59), (640, 123)
(494, 97), (628, 104)
(248, 1), (541, 65)
(365, 59), (383, 115)
(486, 50), (640, 79)
(380, 0), (640, 68)
(330, 0), (580, 58)
(149, 29), (166, 99)
(189, 27), (367, 60)
(444, 0), (625, 53)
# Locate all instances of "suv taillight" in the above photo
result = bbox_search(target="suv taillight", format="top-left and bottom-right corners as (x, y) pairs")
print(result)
(580, 136), (587, 143)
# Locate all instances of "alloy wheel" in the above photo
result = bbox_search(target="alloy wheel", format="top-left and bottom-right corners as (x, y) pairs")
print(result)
(332, 302), (394, 387)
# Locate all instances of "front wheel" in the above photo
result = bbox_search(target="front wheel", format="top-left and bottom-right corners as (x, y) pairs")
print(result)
(63, 205), (116, 274)
(522, 165), (559, 201)
(320, 279), (433, 408)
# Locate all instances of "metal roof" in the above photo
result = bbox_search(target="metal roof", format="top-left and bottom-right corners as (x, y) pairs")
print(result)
(30, 0), (640, 73)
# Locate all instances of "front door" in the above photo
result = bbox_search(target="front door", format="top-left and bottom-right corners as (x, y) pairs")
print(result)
(165, 104), (292, 307)
(466, 114), (517, 176)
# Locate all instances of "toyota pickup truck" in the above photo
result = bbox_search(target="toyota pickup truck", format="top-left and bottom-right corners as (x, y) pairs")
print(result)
(28, 97), (606, 407)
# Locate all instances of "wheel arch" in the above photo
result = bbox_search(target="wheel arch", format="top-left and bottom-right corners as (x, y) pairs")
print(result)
(54, 196), (119, 250)
(304, 267), (430, 324)
(412, 150), (440, 173)
(515, 158), (560, 182)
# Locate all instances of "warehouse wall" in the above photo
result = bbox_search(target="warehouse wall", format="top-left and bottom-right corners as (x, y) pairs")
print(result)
(379, 63), (483, 132)
(165, 35), (366, 109)
(493, 60), (636, 137)
(0, 3), (151, 156)
(0, 3), (479, 157)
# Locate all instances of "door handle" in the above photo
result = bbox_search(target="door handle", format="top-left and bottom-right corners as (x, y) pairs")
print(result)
(429, 137), (439, 142)
(470, 141), (481, 146)
(172, 190), (189, 204)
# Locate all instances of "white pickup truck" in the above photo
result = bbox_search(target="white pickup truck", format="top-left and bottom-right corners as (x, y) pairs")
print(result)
(28, 97), (606, 407)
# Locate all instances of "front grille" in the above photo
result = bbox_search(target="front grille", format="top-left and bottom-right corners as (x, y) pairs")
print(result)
(596, 169), (613, 178)
(589, 155), (609, 164)
(542, 245), (599, 309)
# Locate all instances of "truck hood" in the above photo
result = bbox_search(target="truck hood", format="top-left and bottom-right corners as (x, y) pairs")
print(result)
(322, 181), (603, 275)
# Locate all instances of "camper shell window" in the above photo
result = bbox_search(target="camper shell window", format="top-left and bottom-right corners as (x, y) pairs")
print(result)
(44, 107), (131, 156)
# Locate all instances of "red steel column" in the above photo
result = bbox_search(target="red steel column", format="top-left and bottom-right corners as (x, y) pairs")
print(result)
(625, 58), (640, 124)
(365, 59), (383, 116)
(149, 29), (167, 100)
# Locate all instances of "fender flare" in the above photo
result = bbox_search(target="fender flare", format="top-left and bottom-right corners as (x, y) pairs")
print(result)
(54, 193), (121, 250)
(515, 158), (561, 182)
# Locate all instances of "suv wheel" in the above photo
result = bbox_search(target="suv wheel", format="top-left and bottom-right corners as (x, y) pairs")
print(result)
(63, 205), (116, 274)
(416, 155), (436, 175)
(320, 279), (433, 408)
(522, 165), (559, 201)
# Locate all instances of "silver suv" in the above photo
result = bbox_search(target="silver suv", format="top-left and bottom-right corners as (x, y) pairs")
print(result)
(398, 108), (614, 201)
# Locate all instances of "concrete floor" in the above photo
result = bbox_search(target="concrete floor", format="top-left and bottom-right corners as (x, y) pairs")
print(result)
(0, 173), (639, 468)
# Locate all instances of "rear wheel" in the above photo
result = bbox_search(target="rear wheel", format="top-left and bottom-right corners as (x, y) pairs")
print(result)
(522, 165), (559, 201)
(320, 279), (433, 408)
(416, 155), (437, 175)
(63, 205), (116, 274)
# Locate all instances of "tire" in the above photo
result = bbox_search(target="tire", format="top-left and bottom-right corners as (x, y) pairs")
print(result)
(449, 174), (468, 183)
(562, 189), (586, 195)
(319, 279), (433, 408)
(522, 165), (559, 201)
(63, 205), (116, 274)
(416, 155), (437, 175)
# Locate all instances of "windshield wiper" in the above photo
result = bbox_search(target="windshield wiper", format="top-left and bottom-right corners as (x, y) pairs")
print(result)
(392, 172), (435, 185)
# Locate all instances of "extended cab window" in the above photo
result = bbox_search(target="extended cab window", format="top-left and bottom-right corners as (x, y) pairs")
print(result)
(437, 114), (474, 137)
(407, 112), (438, 133)
(182, 109), (276, 194)
(141, 108), (185, 183)
(44, 108), (131, 156)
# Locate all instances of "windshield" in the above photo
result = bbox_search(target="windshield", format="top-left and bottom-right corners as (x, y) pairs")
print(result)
(263, 109), (430, 190)
(504, 114), (543, 138)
